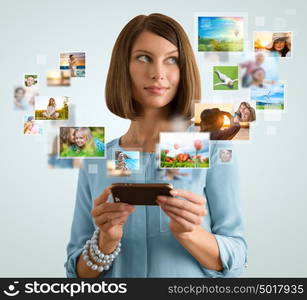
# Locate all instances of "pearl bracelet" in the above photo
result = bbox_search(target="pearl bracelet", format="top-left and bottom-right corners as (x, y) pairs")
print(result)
(82, 228), (121, 272)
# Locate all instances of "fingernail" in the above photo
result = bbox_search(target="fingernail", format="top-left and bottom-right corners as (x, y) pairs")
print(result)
(170, 190), (178, 196)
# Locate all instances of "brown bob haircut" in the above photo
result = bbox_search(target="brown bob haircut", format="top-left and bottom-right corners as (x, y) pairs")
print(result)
(105, 13), (201, 120)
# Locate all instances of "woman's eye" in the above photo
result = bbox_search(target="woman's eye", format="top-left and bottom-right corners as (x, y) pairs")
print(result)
(137, 55), (150, 63)
(167, 57), (178, 64)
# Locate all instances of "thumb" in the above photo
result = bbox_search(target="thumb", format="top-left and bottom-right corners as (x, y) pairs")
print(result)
(94, 186), (112, 207)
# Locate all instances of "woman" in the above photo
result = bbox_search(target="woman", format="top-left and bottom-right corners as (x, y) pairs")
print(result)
(42, 98), (60, 119)
(14, 86), (29, 110)
(65, 13), (247, 278)
(234, 102), (256, 123)
(265, 32), (291, 57)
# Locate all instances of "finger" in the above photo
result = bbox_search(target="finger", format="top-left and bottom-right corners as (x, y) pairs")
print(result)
(161, 203), (204, 225)
(163, 210), (195, 232)
(157, 196), (205, 217)
(94, 187), (112, 207)
(170, 189), (206, 205)
(92, 202), (134, 217)
(95, 211), (130, 226)
(100, 214), (129, 231)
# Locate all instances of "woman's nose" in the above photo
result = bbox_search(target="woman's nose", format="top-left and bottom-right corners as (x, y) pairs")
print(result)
(150, 62), (165, 80)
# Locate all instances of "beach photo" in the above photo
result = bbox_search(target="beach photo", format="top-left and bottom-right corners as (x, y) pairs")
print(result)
(195, 103), (250, 141)
(198, 16), (244, 51)
(35, 96), (69, 120)
(251, 83), (285, 110)
(46, 70), (71, 86)
(60, 52), (86, 77)
(159, 132), (210, 169)
(114, 150), (140, 171)
(107, 160), (132, 177)
(59, 127), (105, 158)
(254, 32), (292, 58)
(213, 66), (239, 90)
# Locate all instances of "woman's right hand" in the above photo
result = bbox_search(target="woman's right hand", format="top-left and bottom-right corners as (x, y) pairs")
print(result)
(91, 187), (135, 244)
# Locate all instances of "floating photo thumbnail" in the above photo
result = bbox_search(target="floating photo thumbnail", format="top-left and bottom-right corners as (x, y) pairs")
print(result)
(254, 32), (292, 58)
(233, 101), (256, 123)
(23, 74), (39, 107)
(198, 16), (244, 52)
(60, 52), (86, 77)
(213, 66), (239, 90)
(159, 132), (210, 169)
(114, 150), (140, 171)
(195, 103), (251, 141)
(59, 127), (105, 158)
(240, 52), (279, 88)
(35, 96), (69, 120)
(218, 148), (233, 164)
(47, 70), (71, 86)
(251, 83), (285, 110)
(24, 74), (38, 86)
(14, 86), (33, 111)
(23, 115), (43, 135)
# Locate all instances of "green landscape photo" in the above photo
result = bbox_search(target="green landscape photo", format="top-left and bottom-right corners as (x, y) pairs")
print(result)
(213, 66), (239, 90)
(198, 16), (244, 52)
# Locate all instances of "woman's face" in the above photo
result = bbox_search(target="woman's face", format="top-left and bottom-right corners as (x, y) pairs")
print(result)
(129, 31), (180, 111)
(241, 108), (251, 122)
(274, 40), (285, 51)
(220, 150), (231, 162)
(26, 76), (35, 87)
(15, 89), (25, 101)
(239, 104), (247, 113)
(69, 128), (76, 143)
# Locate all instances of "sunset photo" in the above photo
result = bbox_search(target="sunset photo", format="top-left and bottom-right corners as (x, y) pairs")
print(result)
(60, 52), (86, 77)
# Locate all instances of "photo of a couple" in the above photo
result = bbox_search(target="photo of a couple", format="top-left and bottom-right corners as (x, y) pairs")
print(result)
(59, 127), (105, 158)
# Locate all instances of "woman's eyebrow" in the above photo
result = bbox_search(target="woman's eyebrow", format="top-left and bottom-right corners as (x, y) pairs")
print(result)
(133, 49), (179, 55)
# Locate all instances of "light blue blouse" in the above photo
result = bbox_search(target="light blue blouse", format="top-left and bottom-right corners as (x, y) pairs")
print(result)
(64, 137), (248, 278)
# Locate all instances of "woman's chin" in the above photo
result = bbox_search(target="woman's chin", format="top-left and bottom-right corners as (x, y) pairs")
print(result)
(140, 96), (173, 109)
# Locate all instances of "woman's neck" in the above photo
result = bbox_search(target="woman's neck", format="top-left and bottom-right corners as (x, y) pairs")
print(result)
(120, 107), (189, 152)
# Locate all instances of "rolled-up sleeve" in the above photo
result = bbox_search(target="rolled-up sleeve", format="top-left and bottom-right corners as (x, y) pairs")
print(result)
(202, 141), (248, 277)
(64, 163), (95, 278)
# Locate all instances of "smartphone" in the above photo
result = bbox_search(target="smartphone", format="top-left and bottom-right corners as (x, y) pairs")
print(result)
(110, 183), (173, 205)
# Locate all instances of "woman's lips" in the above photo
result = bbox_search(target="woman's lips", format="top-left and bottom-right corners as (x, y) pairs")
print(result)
(144, 86), (169, 95)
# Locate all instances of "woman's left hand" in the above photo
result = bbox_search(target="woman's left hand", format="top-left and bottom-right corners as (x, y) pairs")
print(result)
(156, 189), (207, 236)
